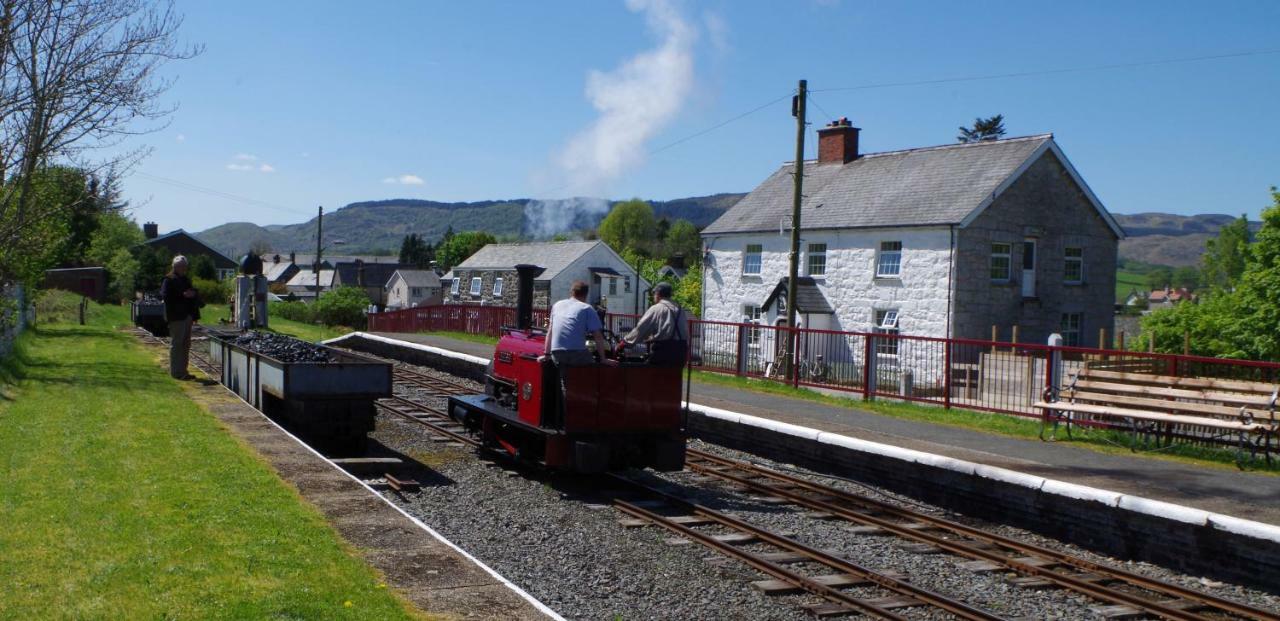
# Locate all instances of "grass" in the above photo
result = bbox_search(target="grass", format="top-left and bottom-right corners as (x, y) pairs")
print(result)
(0, 303), (421, 619)
(198, 304), (353, 343)
(692, 370), (1280, 474)
(413, 330), (499, 345)
(1115, 268), (1148, 302)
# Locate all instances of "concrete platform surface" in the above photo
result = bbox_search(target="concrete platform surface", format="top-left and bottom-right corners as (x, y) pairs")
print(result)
(365, 331), (1280, 527)
(167, 337), (559, 620)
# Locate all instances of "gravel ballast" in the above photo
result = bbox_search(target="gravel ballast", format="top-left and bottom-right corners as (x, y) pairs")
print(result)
(361, 359), (1280, 620)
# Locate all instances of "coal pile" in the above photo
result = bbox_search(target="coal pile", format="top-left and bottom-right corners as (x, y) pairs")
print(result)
(230, 331), (335, 363)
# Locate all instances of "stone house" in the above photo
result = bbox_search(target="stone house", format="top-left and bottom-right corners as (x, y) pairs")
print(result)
(385, 269), (442, 309)
(443, 240), (648, 314)
(701, 120), (1122, 360)
(142, 223), (237, 280)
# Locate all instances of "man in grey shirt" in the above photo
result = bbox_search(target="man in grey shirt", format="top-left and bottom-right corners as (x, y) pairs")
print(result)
(621, 282), (688, 366)
(544, 280), (607, 367)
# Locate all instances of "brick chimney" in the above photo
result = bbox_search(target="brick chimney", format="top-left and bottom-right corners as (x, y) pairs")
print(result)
(817, 117), (859, 164)
(143, 222), (159, 239)
(289, 251), (296, 264)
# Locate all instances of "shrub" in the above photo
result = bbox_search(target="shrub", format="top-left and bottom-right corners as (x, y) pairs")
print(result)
(270, 300), (313, 323)
(312, 286), (369, 329)
(191, 278), (229, 309)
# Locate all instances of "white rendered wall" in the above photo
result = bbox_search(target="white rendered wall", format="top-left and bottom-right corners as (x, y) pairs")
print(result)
(549, 244), (647, 315)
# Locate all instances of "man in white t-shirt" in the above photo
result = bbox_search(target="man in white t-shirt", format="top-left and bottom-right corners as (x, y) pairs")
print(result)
(543, 280), (607, 367)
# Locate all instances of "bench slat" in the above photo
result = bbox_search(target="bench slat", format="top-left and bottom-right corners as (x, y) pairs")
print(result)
(1073, 379), (1274, 409)
(1034, 402), (1268, 431)
(1064, 390), (1272, 421)
(1085, 369), (1279, 396)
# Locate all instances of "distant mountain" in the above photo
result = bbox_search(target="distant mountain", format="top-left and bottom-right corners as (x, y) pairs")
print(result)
(194, 193), (747, 258)
(1112, 213), (1259, 268)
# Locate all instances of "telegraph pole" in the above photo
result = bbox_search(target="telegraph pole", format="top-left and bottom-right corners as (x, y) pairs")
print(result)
(784, 79), (807, 375)
(314, 205), (324, 294)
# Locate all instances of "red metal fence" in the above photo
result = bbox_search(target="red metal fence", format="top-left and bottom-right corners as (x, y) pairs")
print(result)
(370, 304), (1280, 424)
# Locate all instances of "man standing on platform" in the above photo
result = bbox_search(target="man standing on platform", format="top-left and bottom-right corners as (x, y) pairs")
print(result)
(160, 255), (201, 380)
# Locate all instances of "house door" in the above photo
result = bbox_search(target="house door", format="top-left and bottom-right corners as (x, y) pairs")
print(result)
(1021, 239), (1037, 298)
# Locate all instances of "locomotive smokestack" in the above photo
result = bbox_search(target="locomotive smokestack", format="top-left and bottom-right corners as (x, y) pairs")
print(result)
(514, 263), (545, 330)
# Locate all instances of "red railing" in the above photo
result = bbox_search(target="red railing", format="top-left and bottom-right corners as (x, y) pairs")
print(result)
(369, 304), (1280, 446)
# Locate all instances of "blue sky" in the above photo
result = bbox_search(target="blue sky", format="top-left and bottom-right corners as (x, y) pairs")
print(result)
(122, 1), (1280, 232)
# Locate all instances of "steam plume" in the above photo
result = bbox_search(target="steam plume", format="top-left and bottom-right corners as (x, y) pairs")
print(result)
(525, 0), (698, 238)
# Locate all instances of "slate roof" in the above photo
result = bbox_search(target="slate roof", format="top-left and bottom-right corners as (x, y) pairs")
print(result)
(143, 229), (237, 267)
(390, 269), (441, 288)
(334, 261), (401, 289)
(703, 134), (1118, 236)
(761, 277), (835, 314)
(262, 261), (296, 283)
(286, 269), (335, 289)
(454, 240), (603, 281)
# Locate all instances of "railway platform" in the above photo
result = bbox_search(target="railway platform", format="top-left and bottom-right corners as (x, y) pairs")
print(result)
(364, 331), (1280, 526)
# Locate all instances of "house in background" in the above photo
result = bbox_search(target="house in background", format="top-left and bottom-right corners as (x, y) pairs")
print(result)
(284, 269), (335, 302)
(332, 259), (402, 309)
(701, 119), (1122, 361)
(1147, 286), (1196, 310)
(142, 222), (237, 279)
(444, 240), (648, 314)
(385, 269), (442, 309)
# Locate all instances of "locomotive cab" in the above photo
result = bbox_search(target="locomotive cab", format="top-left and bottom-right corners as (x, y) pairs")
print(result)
(448, 264), (687, 473)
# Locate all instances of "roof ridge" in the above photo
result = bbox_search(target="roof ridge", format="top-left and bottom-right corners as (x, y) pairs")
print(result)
(782, 133), (1054, 166)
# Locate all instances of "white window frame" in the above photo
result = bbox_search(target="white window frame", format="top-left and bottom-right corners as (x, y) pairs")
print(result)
(450, 278), (460, 296)
(873, 308), (900, 356)
(492, 277), (504, 297)
(990, 243), (1012, 282)
(469, 277), (482, 296)
(608, 276), (618, 296)
(1064, 247), (1084, 284)
(1061, 312), (1082, 347)
(807, 243), (827, 277)
(624, 275), (631, 293)
(875, 241), (902, 278)
(742, 244), (763, 276)
(743, 304), (763, 350)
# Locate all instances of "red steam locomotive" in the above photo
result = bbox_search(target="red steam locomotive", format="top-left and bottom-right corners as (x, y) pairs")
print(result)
(447, 265), (687, 473)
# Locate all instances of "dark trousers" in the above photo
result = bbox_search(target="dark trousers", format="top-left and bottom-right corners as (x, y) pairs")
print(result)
(168, 318), (192, 378)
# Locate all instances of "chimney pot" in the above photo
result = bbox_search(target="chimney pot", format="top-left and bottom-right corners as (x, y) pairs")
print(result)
(143, 222), (159, 240)
(818, 119), (860, 164)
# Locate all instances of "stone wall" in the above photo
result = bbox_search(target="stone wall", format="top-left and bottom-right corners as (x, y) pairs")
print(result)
(702, 226), (954, 337)
(953, 151), (1118, 347)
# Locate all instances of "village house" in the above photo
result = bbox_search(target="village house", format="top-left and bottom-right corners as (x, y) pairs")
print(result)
(443, 240), (648, 314)
(701, 120), (1122, 360)
(385, 269), (443, 309)
(1146, 286), (1196, 310)
(332, 259), (402, 309)
(142, 223), (237, 279)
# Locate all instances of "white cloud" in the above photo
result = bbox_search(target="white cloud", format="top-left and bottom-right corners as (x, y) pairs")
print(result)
(175, 133), (186, 143)
(382, 174), (425, 185)
(259, 163), (275, 173)
(299, 151), (311, 158)
(233, 153), (258, 161)
(703, 10), (729, 54)
(225, 163), (254, 171)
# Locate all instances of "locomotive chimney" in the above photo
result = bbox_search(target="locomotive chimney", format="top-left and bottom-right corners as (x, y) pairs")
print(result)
(514, 263), (545, 330)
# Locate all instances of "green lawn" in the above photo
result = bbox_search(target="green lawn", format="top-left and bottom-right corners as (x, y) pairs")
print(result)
(693, 370), (1279, 474)
(1116, 268), (1147, 302)
(199, 304), (353, 343)
(415, 330), (499, 346)
(0, 304), (420, 619)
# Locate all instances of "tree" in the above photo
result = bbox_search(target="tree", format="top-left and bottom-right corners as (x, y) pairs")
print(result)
(104, 247), (140, 301)
(957, 114), (1007, 143)
(398, 233), (434, 268)
(86, 210), (143, 267)
(1202, 214), (1251, 291)
(189, 255), (217, 280)
(313, 286), (370, 328)
(1224, 186), (1280, 359)
(1145, 266), (1173, 291)
(0, 0), (198, 286)
(598, 199), (657, 256)
(435, 231), (496, 270)
(664, 219), (700, 260)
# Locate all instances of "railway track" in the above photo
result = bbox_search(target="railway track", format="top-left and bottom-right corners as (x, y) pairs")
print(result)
(384, 365), (1279, 621)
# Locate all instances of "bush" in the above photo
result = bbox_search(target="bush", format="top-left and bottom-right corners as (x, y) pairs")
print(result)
(312, 286), (368, 329)
(191, 278), (229, 309)
(270, 300), (313, 323)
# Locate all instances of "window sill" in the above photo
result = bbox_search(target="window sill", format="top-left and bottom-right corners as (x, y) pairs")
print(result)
(873, 276), (902, 282)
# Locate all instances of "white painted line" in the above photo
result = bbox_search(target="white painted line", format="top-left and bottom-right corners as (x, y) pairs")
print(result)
(324, 332), (491, 366)
(200, 371), (564, 621)
(683, 401), (1280, 544)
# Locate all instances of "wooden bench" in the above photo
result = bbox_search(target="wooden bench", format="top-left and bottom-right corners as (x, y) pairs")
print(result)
(1034, 365), (1279, 464)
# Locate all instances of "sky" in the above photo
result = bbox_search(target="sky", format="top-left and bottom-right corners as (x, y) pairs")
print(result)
(118, 0), (1280, 232)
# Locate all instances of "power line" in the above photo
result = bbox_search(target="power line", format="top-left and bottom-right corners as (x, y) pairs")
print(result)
(133, 171), (312, 217)
(648, 91), (795, 156)
(811, 47), (1280, 93)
